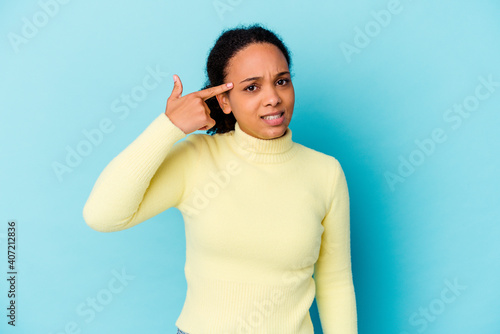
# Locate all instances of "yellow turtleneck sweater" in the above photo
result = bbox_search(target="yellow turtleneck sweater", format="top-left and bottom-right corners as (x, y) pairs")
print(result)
(82, 112), (357, 334)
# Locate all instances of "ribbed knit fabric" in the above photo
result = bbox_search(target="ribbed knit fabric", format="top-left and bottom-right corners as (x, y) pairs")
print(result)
(83, 113), (357, 334)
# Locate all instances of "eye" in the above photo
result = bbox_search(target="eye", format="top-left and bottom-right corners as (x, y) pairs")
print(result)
(245, 84), (257, 92)
(277, 78), (290, 86)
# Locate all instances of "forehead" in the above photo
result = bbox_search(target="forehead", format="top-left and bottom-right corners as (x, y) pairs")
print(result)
(225, 43), (289, 78)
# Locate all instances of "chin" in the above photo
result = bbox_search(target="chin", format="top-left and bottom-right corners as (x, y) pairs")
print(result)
(262, 125), (287, 139)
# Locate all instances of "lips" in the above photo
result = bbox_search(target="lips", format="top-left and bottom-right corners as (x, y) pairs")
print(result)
(260, 111), (284, 118)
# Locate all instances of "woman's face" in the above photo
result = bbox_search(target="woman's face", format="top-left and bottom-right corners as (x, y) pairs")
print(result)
(216, 42), (295, 140)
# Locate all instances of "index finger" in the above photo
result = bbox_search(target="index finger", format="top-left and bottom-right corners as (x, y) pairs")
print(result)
(197, 82), (234, 101)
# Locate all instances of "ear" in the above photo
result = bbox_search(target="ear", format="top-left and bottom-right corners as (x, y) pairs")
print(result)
(216, 92), (232, 115)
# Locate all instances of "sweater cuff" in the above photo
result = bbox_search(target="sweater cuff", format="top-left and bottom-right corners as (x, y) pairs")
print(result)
(158, 112), (188, 138)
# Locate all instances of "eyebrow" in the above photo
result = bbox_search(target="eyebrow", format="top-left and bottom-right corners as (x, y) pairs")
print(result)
(239, 71), (290, 84)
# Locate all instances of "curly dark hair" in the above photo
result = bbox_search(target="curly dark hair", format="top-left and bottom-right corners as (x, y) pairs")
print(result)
(203, 23), (293, 135)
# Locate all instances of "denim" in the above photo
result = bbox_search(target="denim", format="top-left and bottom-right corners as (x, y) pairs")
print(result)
(177, 328), (189, 334)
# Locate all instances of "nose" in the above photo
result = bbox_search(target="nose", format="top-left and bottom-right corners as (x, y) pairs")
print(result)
(263, 85), (281, 107)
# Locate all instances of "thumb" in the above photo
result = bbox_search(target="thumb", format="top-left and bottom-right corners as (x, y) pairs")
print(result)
(170, 74), (183, 99)
(198, 117), (216, 131)
(208, 116), (217, 130)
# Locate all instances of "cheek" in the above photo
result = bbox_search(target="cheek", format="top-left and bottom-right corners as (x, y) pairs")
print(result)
(231, 94), (257, 114)
(285, 88), (295, 105)
(239, 95), (261, 112)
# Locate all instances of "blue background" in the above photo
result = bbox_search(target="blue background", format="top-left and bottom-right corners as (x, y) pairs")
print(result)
(1, 0), (499, 333)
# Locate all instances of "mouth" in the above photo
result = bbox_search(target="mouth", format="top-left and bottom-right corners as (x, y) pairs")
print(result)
(260, 111), (285, 120)
(260, 111), (285, 126)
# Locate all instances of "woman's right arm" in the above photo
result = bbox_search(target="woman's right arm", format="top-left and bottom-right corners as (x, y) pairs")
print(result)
(83, 112), (190, 232)
(82, 75), (233, 232)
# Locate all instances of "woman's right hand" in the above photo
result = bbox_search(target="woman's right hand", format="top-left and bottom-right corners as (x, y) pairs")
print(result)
(165, 74), (233, 134)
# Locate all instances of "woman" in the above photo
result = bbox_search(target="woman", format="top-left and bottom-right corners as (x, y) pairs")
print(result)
(83, 23), (357, 334)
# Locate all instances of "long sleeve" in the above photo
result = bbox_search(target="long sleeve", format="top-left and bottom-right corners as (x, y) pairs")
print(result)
(313, 158), (358, 333)
(82, 112), (199, 232)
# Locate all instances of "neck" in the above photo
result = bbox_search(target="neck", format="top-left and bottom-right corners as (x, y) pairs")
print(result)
(228, 121), (299, 164)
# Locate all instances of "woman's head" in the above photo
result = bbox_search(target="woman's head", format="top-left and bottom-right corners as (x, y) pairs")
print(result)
(204, 24), (294, 139)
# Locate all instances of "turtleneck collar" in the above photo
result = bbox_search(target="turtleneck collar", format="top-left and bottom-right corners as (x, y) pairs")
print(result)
(227, 121), (299, 164)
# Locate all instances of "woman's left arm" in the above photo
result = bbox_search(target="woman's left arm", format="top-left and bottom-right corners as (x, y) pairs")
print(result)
(314, 158), (358, 334)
